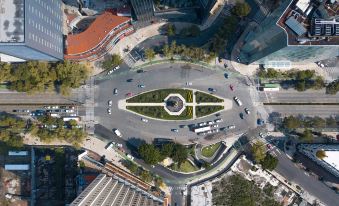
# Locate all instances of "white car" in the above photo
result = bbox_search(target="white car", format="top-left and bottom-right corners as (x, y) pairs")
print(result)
(211, 129), (219, 133)
(108, 100), (112, 107)
(141, 118), (148, 123)
(113, 88), (118, 95)
(186, 82), (192, 86)
(215, 118), (223, 123)
(127, 154), (134, 160)
(107, 108), (111, 114)
(227, 125), (236, 129)
(114, 129), (122, 137)
(198, 122), (207, 127)
(211, 124), (219, 128)
(107, 70), (114, 75)
(207, 121), (213, 125)
(234, 96), (243, 106)
(259, 132), (267, 138)
(245, 108), (250, 114)
(113, 65), (120, 71)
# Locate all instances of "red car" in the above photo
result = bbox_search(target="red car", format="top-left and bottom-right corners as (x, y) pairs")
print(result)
(126, 92), (133, 97)
(229, 84), (234, 91)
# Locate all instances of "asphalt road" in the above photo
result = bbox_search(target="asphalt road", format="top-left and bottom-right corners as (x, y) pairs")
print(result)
(259, 89), (339, 117)
(94, 63), (256, 145)
(275, 151), (339, 206)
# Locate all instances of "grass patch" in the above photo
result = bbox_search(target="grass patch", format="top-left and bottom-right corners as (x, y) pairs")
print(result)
(0, 84), (8, 90)
(196, 106), (224, 117)
(170, 160), (199, 173)
(201, 142), (222, 158)
(127, 89), (193, 103)
(127, 106), (193, 120)
(195, 91), (223, 103)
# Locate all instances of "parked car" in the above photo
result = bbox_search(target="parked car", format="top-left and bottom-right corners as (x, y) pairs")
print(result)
(171, 129), (179, 132)
(224, 73), (229, 79)
(208, 88), (217, 92)
(229, 84), (234, 91)
(234, 96), (242, 106)
(224, 63), (228, 68)
(215, 118), (223, 123)
(186, 82), (192, 86)
(239, 113), (244, 119)
(136, 69), (144, 73)
(207, 121), (213, 125)
(244, 108), (250, 114)
(126, 154), (134, 160)
(138, 84), (145, 88)
(198, 122), (207, 127)
(127, 78), (133, 82)
(259, 132), (267, 138)
(227, 125), (236, 129)
(211, 124), (219, 128)
(107, 70), (114, 75)
(126, 92), (133, 97)
(141, 118), (148, 123)
(107, 108), (111, 114)
(113, 88), (118, 95)
(108, 100), (112, 107)
(114, 129), (122, 137)
(113, 65), (120, 71)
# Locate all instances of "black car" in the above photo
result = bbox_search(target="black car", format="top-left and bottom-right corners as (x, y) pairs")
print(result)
(240, 113), (244, 119)
(224, 73), (229, 79)
(127, 79), (133, 82)
(136, 69), (144, 73)
(208, 88), (217, 92)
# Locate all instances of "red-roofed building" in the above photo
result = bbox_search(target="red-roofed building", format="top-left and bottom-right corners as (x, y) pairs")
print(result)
(65, 10), (134, 61)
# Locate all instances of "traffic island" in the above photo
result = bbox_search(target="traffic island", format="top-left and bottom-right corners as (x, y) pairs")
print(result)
(120, 88), (232, 121)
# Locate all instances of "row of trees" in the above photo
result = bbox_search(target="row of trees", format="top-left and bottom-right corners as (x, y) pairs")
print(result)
(0, 61), (89, 95)
(251, 141), (278, 171)
(258, 68), (325, 92)
(30, 116), (86, 147)
(0, 114), (28, 148)
(123, 160), (163, 186)
(138, 142), (188, 166)
(282, 115), (338, 130)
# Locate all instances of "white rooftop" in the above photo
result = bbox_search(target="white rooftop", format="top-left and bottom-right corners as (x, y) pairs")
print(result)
(0, 0), (25, 42)
(296, 0), (310, 13)
(323, 150), (339, 171)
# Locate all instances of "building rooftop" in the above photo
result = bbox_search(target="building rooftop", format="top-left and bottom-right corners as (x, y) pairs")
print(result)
(277, 0), (339, 45)
(0, 0), (25, 43)
(323, 150), (339, 171)
(65, 10), (131, 55)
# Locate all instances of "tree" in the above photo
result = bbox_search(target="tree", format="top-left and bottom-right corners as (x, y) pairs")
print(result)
(166, 24), (176, 36)
(127, 161), (139, 174)
(140, 170), (152, 182)
(326, 117), (337, 128)
(260, 153), (278, 171)
(0, 62), (12, 82)
(162, 44), (172, 59)
(312, 76), (325, 90)
(283, 116), (302, 129)
(311, 116), (326, 128)
(171, 144), (188, 165)
(295, 80), (306, 91)
(300, 129), (314, 142)
(316, 150), (327, 159)
(232, 2), (251, 17)
(154, 176), (164, 188)
(160, 143), (174, 157)
(102, 54), (122, 70)
(251, 141), (267, 163)
(145, 48), (156, 62)
(138, 143), (162, 165)
(326, 79), (339, 95)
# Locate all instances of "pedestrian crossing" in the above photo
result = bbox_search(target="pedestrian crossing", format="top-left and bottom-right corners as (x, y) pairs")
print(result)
(123, 53), (136, 67)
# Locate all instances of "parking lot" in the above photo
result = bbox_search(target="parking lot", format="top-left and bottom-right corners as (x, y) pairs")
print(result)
(94, 63), (257, 144)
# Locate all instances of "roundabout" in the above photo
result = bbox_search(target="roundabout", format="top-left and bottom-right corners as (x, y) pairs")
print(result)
(119, 88), (231, 121)
(94, 62), (256, 144)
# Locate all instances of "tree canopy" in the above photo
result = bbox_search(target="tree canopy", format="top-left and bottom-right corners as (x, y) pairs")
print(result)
(145, 48), (156, 62)
(316, 150), (327, 159)
(0, 61), (89, 95)
(300, 129), (314, 142)
(101, 54), (123, 70)
(166, 24), (176, 36)
(260, 153), (278, 171)
(251, 141), (267, 163)
(326, 79), (339, 95)
(0, 114), (29, 148)
(232, 2), (251, 17)
(138, 143), (163, 165)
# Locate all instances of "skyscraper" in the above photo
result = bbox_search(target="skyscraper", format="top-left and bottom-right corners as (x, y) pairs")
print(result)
(0, 0), (64, 61)
(238, 0), (339, 65)
(130, 0), (154, 22)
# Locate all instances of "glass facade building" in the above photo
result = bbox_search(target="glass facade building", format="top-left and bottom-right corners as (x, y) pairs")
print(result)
(130, 0), (154, 22)
(239, 0), (339, 64)
(0, 0), (63, 61)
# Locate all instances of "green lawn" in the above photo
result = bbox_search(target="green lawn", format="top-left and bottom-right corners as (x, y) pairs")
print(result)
(195, 91), (223, 103)
(201, 142), (222, 158)
(127, 106), (193, 120)
(127, 89), (193, 103)
(171, 160), (199, 173)
(196, 106), (224, 117)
